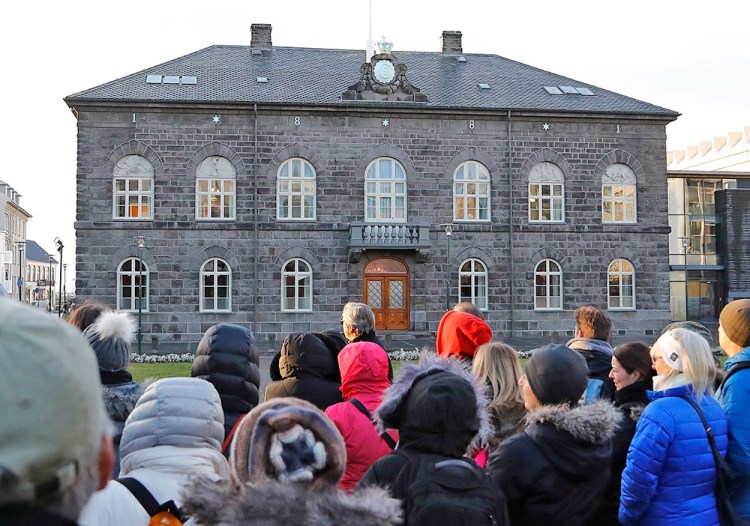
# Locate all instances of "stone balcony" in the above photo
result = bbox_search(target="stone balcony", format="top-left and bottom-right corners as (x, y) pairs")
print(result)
(348, 221), (432, 262)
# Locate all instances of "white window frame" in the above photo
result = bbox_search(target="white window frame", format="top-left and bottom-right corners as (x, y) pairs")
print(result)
(534, 259), (563, 311)
(602, 163), (637, 224)
(200, 258), (232, 313)
(117, 257), (148, 312)
(195, 156), (236, 221)
(459, 258), (489, 310)
(365, 157), (407, 223)
(454, 161), (491, 222)
(277, 158), (316, 221)
(113, 155), (154, 220)
(528, 162), (565, 223)
(608, 258), (636, 310)
(281, 258), (312, 312)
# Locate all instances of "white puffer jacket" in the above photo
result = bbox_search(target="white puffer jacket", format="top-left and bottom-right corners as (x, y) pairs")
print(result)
(79, 378), (230, 526)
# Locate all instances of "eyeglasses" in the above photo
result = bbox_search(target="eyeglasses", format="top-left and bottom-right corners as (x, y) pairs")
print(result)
(340, 317), (345, 324)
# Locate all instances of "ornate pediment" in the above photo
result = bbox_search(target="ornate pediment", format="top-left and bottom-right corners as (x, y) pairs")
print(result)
(342, 53), (427, 102)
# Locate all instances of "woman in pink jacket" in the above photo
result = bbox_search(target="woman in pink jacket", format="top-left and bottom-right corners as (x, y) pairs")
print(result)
(325, 341), (398, 491)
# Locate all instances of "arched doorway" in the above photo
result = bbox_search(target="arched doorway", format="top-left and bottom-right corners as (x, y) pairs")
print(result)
(364, 258), (409, 330)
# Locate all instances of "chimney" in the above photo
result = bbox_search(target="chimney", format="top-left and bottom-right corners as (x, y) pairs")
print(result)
(251, 23), (272, 48)
(441, 30), (462, 54)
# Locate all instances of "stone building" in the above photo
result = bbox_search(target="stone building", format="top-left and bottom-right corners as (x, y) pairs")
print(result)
(1, 181), (30, 300)
(65, 24), (679, 348)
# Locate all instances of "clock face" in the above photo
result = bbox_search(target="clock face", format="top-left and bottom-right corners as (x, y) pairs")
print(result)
(373, 60), (396, 84)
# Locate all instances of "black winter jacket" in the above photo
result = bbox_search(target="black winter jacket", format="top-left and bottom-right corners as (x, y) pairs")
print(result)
(191, 323), (260, 438)
(567, 337), (616, 402)
(487, 401), (620, 526)
(264, 331), (345, 411)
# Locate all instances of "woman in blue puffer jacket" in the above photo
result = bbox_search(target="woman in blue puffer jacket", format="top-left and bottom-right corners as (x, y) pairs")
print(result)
(619, 328), (729, 526)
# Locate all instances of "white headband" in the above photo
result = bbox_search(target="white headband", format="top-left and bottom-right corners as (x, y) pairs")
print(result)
(657, 331), (684, 372)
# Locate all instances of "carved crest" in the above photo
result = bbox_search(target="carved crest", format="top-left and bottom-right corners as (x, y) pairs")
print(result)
(342, 53), (427, 102)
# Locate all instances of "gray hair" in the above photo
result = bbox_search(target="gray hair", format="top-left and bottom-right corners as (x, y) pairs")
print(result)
(342, 302), (375, 336)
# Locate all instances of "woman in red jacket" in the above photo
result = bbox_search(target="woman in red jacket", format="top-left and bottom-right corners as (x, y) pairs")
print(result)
(325, 341), (398, 491)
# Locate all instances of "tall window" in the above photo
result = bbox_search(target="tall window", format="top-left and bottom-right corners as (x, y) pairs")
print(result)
(459, 258), (488, 310)
(608, 259), (635, 310)
(113, 155), (154, 219)
(282, 258), (312, 312)
(196, 156), (236, 220)
(534, 259), (562, 310)
(602, 163), (637, 223)
(454, 161), (490, 221)
(117, 257), (148, 312)
(200, 258), (231, 312)
(277, 158), (316, 220)
(365, 157), (406, 222)
(528, 162), (565, 222)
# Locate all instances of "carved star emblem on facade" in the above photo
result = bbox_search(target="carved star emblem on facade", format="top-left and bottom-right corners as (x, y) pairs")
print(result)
(212, 115), (221, 123)
(542, 122), (550, 131)
(382, 119), (390, 127)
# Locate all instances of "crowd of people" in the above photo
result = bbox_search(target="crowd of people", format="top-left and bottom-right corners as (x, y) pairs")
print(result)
(1, 296), (749, 525)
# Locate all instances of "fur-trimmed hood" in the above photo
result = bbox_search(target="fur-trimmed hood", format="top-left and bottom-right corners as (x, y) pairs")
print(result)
(375, 352), (491, 456)
(182, 475), (403, 526)
(101, 379), (151, 422)
(524, 400), (621, 479)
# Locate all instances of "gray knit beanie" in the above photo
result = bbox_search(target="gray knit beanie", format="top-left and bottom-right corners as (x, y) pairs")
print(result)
(525, 344), (588, 405)
(83, 311), (136, 372)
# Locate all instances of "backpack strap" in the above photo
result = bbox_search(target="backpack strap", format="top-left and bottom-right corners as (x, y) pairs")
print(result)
(677, 396), (735, 483)
(116, 478), (160, 517)
(222, 414), (247, 456)
(349, 398), (397, 450)
(718, 361), (750, 393)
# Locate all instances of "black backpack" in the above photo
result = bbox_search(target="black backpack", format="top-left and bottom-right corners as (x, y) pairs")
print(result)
(394, 452), (508, 526)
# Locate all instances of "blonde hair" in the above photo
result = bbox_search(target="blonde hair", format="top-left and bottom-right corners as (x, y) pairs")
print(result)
(651, 327), (715, 400)
(473, 342), (524, 409)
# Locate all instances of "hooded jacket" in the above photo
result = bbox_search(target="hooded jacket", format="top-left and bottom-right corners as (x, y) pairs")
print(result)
(567, 337), (616, 402)
(620, 383), (729, 526)
(265, 332), (345, 411)
(436, 310), (492, 361)
(78, 378), (229, 526)
(191, 323), (260, 438)
(101, 378), (149, 479)
(358, 355), (492, 490)
(325, 341), (398, 491)
(487, 400), (620, 526)
(718, 346), (750, 519)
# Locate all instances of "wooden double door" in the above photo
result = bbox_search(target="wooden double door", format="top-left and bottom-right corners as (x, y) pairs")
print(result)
(364, 258), (409, 331)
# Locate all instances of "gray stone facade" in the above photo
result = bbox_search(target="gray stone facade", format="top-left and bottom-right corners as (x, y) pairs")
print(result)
(68, 27), (676, 346)
(717, 188), (750, 300)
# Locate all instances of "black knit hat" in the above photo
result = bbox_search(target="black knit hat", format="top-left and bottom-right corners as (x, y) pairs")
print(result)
(525, 344), (588, 405)
(720, 299), (750, 348)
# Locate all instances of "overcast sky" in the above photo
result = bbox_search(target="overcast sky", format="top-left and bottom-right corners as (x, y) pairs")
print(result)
(2, 0), (747, 293)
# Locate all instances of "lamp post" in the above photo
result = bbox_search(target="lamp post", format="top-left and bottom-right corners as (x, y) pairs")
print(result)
(48, 255), (53, 312)
(63, 264), (67, 306)
(445, 224), (453, 311)
(54, 238), (63, 318)
(137, 236), (145, 355)
(679, 235), (689, 321)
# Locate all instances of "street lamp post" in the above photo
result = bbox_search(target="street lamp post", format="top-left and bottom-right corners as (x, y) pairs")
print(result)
(48, 255), (53, 312)
(445, 224), (453, 311)
(680, 235), (689, 321)
(137, 236), (145, 355)
(54, 238), (63, 318)
(63, 264), (67, 306)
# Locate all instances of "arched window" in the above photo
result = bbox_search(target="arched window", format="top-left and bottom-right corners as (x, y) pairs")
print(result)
(608, 259), (635, 310)
(454, 161), (490, 221)
(365, 157), (407, 222)
(459, 258), (488, 310)
(528, 162), (565, 222)
(534, 259), (562, 310)
(200, 258), (231, 312)
(277, 158), (316, 220)
(117, 257), (148, 312)
(602, 163), (637, 223)
(196, 156), (236, 220)
(113, 155), (154, 219)
(282, 258), (312, 312)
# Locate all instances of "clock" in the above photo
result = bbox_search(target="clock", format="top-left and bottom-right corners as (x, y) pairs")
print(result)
(373, 60), (396, 84)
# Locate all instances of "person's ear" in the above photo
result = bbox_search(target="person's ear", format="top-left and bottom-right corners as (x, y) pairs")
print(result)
(97, 434), (115, 489)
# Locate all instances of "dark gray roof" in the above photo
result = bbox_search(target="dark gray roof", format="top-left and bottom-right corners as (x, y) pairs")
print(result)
(66, 45), (677, 117)
(25, 240), (54, 263)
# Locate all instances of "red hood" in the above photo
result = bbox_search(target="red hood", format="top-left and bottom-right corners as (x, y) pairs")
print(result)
(338, 341), (390, 400)
(436, 310), (492, 359)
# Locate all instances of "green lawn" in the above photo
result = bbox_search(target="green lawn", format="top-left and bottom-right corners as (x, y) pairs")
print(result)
(129, 362), (192, 383)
